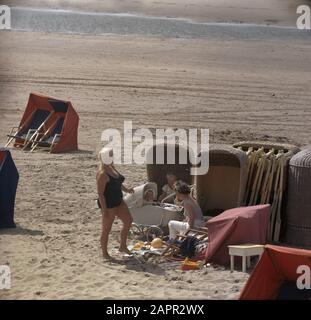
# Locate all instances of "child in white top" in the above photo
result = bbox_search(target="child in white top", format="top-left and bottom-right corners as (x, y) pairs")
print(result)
(158, 173), (177, 204)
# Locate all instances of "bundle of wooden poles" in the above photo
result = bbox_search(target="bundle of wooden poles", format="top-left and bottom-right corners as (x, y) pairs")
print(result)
(233, 141), (300, 242)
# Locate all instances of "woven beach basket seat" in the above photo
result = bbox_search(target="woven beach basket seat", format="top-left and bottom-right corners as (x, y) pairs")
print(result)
(146, 143), (193, 193)
(284, 148), (311, 248)
(195, 144), (248, 216)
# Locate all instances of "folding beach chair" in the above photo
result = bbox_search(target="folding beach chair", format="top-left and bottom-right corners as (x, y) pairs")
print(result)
(21, 99), (70, 150)
(162, 228), (209, 258)
(30, 116), (64, 152)
(233, 141), (300, 242)
(6, 93), (79, 153)
(5, 109), (51, 148)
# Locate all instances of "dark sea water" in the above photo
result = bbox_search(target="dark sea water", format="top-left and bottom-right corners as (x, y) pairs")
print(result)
(10, 7), (311, 40)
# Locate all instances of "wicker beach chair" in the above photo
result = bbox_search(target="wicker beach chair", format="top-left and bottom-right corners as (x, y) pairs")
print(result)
(283, 147), (311, 247)
(195, 145), (248, 216)
(146, 143), (193, 194)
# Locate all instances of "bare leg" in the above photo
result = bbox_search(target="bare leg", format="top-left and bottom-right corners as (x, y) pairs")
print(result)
(101, 209), (115, 259)
(116, 201), (133, 254)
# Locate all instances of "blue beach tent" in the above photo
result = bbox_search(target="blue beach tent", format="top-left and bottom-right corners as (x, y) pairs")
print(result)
(0, 148), (19, 228)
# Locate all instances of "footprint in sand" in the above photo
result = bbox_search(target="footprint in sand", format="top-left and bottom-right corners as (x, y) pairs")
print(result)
(29, 257), (38, 264)
(41, 282), (52, 288)
(60, 230), (72, 234)
(64, 275), (75, 282)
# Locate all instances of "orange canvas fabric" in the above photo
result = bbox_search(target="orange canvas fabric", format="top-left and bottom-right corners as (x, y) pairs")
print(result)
(239, 244), (311, 300)
(15, 93), (79, 153)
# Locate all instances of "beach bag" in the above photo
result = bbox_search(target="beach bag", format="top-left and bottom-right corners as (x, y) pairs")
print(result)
(180, 236), (200, 258)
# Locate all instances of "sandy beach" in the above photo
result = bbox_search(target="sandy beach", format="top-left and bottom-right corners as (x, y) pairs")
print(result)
(0, 1), (311, 300)
(4, 0), (311, 26)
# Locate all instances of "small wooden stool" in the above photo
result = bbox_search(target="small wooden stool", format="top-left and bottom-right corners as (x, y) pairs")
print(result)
(228, 244), (264, 272)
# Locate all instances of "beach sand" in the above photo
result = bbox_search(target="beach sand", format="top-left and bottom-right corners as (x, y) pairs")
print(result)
(0, 3), (311, 299)
(4, 0), (311, 26)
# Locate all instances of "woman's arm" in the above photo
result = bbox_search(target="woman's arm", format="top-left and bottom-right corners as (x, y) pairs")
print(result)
(121, 185), (134, 194)
(158, 191), (167, 202)
(184, 202), (195, 229)
(158, 185), (169, 201)
(97, 173), (109, 215)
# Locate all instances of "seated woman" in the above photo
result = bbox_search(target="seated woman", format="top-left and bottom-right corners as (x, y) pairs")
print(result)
(168, 181), (204, 240)
(158, 172), (177, 204)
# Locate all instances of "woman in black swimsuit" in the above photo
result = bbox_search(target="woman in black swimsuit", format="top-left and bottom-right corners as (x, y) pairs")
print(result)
(97, 148), (134, 259)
